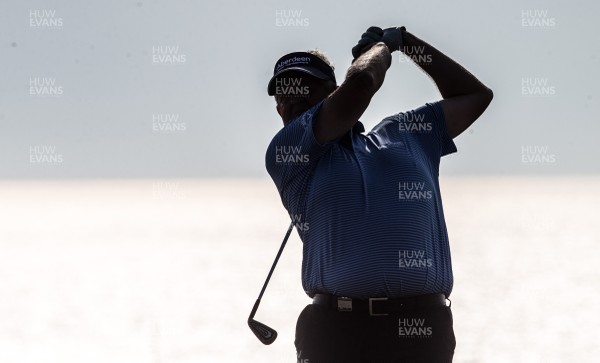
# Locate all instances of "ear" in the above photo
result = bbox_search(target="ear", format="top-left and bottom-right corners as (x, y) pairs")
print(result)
(276, 103), (283, 117)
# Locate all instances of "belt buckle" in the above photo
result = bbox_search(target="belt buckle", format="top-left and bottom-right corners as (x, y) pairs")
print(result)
(337, 297), (352, 312)
(369, 297), (389, 316)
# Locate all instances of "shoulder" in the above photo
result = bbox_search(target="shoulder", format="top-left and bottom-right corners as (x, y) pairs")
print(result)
(269, 101), (325, 144)
(265, 101), (329, 173)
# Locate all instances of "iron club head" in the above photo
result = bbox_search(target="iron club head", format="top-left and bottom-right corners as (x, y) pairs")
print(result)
(248, 318), (278, 345)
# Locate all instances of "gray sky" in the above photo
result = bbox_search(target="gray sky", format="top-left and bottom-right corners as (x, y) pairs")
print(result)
(1, 0), (598, 178)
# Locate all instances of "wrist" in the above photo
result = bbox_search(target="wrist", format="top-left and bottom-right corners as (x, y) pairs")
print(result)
(400, 29), (413, 52)
(381, 26), (406, 53)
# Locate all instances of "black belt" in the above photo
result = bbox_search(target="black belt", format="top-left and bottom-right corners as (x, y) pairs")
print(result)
(312, 293), (449, 316)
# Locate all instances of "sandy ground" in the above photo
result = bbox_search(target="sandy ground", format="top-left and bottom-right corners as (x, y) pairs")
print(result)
(0, 177), (598, 362)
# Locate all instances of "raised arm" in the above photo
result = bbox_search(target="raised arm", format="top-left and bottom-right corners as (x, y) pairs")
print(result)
(314, 43), (391, 144)
(401, 30), (493, 138)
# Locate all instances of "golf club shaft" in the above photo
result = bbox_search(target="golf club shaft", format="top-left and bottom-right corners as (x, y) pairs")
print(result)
(249, 221), (295, 319)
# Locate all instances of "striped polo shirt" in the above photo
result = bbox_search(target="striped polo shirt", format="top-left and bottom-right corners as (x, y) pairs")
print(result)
(265, 100), (457, 299)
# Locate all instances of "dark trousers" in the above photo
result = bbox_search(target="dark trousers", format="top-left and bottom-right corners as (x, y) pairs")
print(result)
(295, 303), (456, 363)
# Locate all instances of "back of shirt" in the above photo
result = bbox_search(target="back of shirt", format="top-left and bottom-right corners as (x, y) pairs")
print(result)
(266, 101), (457, 299)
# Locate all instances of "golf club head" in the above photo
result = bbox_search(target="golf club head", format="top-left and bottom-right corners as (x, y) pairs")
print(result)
(248, 318), (278, 345)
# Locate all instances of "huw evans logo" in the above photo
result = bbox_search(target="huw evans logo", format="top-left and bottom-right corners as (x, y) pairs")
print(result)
(152, 181), (186, 200)
(152, 114), (186, 133)
(275, 145), (309, 164)
(398, 112), (432, 132)
(29, 77), (63, 96)
(275, 10), (309, 27)
(521, 9), (556, 28)
(274, 77), (309, 97)
(398, 318), (433, 338)
(291, 214), (309, 232)
(152, 46), (186, 64)
(521, 77), (556, 96)
(29, 145), (63, 164)
(29, 9), (63, 28)
(399, 45), (432, 64)
(521, 145), (556, 164)
(398, 182), (432, 201)
(296, 350), (309, 363)
(399, 250), (433, 269)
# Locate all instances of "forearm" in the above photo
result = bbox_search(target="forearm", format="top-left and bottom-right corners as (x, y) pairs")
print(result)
(346, 42), (391, 92)
(313, 43), (391, 144)
(402, 31), (491, 98)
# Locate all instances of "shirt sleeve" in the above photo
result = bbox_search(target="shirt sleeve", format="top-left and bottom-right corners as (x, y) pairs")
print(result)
(377, 101), (456, 157)
(426, 101), (457, 157)
(369, 101), (456, 175)
(265, 101), (330, 213)
(400, 101), (457, 158)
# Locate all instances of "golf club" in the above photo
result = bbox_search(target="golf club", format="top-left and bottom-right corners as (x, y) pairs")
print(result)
(248, 221), (295, 345)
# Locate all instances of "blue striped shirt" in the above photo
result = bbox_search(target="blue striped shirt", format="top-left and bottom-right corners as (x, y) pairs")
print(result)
(266, 101), (457, 299)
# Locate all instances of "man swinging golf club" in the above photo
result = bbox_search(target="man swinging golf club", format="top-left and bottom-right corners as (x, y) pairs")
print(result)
(263, 25), (493, 362)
